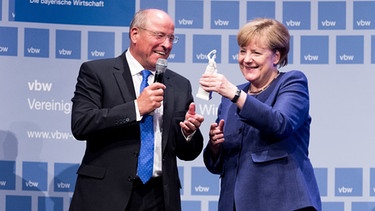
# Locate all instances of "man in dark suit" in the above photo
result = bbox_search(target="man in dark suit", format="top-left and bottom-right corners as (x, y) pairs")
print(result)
(69, 9), (204, 211)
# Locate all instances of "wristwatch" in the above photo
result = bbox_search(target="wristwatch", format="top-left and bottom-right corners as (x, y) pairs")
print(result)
(231, 88), (241, 103)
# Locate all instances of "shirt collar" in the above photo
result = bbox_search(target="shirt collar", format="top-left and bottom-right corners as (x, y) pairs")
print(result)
(125, 49), (154, 76)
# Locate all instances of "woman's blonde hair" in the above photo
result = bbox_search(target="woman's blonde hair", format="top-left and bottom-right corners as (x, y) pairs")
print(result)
(237, 18), (290, 67)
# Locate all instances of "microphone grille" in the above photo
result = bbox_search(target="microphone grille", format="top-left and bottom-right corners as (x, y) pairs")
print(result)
(156, 58), (168, 69)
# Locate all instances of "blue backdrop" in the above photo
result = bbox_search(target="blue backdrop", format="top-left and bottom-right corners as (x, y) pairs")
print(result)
(1, 0), (375, 210)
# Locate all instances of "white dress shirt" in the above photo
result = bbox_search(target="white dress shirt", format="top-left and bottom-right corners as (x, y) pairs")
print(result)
(125, 50), (163, 177)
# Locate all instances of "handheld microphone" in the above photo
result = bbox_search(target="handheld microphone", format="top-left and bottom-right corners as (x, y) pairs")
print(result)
(154, 58), (168, 83)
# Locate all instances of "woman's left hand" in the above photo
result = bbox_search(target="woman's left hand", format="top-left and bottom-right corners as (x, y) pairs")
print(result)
(199, 73), (237, 99)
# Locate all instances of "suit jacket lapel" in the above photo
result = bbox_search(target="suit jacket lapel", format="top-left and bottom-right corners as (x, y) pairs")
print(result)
(113, 52), (136, 102)
(162, 69), (174, 151)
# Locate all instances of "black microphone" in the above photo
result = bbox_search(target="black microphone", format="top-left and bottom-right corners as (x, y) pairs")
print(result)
(154, 58), (168, 83)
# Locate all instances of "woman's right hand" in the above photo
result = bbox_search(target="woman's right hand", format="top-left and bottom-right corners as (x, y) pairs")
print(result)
(208, 119), (225, 156)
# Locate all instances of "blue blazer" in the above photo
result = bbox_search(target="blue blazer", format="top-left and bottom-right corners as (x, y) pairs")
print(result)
(204, 70), (321, 211)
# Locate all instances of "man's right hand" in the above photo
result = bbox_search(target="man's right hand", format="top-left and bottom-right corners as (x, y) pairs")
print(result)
(137, 83), (166, 115)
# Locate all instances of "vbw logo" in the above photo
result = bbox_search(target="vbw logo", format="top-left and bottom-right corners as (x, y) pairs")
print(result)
(194, 185), (210, 192)
(338, 186), (353, 194)
(178, 18), (194, 26)
(54, 163), (79, 192)
(26, 46), (41, 54)
(0, 46), (9, 52)
(22, 162), (48, 191)
(25, 180), (39, 188)
(56, 181), (71, 189)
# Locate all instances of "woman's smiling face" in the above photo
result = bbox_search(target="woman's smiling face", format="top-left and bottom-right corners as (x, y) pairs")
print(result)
(238, 38), (280, 86)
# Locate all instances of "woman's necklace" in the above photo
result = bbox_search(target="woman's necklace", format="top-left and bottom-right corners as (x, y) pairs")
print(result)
(249, 71), (280, 95)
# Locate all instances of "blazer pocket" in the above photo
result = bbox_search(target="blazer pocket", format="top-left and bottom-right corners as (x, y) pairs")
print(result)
(251, 149), (288, 163)
(76, 164), (106, 179)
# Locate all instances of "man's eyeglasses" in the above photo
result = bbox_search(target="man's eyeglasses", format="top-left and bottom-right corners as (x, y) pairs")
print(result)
(138, 27), (179, 44)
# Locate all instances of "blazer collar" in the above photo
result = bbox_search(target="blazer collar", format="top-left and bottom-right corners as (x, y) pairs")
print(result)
(113, 52), (136, 102)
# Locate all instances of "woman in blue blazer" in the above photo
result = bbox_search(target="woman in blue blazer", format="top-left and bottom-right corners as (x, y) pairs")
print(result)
(199, 18), (321, 211)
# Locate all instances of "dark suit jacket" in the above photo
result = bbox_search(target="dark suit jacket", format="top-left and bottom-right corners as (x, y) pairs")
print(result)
(204, 70), (321, 211)
(69, 52), (203, 211)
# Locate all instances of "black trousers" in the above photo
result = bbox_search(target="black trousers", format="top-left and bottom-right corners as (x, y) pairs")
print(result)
(125, 177), (165, 211)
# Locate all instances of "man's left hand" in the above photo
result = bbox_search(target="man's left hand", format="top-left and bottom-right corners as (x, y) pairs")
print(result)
(180, 103), (204, 136)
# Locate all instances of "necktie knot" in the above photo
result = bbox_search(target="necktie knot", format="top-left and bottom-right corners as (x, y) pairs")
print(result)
(140, 70), (152, 92)
(142, 69), (152, 79)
